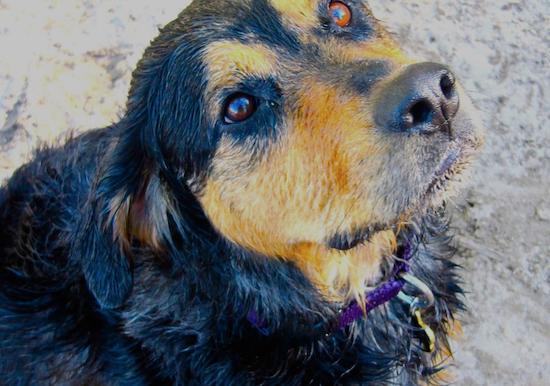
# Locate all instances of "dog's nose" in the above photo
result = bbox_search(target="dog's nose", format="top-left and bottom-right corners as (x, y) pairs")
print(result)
(375, 63), (460, 134)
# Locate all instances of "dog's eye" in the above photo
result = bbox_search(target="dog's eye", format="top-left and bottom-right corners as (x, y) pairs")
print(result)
(224, 93), (257, 124)
(329, 1), (352, 27)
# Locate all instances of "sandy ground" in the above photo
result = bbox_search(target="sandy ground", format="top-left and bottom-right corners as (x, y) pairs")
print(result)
(0, 1), (548, 385)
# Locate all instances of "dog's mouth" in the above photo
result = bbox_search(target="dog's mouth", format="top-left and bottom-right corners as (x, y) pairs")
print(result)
(327, 143), (467, 253)
(326, 224), (389, 252)
(423, 144), (465, 201)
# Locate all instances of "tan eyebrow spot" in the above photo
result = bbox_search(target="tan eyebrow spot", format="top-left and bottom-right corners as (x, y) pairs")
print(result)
(339, 38), (412, 65)
(204, 40), (278, 92)
(270, 0), (319, 30)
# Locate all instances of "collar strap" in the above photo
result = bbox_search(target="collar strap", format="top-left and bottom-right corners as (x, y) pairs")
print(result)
(337, 242), (413, 329)
(247, 243), (415, 333)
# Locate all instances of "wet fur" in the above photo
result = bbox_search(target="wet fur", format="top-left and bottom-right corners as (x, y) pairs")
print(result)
(0, 136), (462, 384)
(0, 0), (471, 384)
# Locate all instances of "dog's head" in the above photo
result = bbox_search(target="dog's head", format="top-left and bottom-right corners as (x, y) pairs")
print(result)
(83, 0), (483, 308)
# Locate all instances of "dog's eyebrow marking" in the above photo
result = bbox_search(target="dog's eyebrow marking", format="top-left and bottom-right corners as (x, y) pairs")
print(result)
(203, 40), (278, 92)
(270, 0), (319, 30)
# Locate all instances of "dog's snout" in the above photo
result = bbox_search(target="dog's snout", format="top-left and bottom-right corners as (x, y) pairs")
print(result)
(375, 63), (460, 135)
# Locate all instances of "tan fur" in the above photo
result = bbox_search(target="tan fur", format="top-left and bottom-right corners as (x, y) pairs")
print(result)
(198, 76), (400, 303)
(203, 40), (278, 120)
(269, 0), (319, 31)
(109, 1), (481, 309)
(108, 192), (133, 248)
(197, 21), (413, 303)
(109, 173), (176, 251)
(291, 230), (397, 303)
(321, 37), (413, 65)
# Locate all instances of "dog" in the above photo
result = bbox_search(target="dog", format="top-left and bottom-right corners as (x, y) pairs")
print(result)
(0, 0), (483, 384)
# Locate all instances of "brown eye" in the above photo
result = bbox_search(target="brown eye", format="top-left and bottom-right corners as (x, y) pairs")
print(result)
(224, 93), (257, 123)
(329, 1), (352, 27)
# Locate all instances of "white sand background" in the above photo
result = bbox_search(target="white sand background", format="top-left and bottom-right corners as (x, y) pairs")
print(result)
(0, 1), (548, 384)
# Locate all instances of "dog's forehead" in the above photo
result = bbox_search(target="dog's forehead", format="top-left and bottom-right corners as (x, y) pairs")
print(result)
(190, 0), (322, 21)
(190, 0), (383, 84)
(190, 1), (313, 94)
(176, 0), (408, 114)
(185, 0), (372, 40)
(269, 0), (321, 29)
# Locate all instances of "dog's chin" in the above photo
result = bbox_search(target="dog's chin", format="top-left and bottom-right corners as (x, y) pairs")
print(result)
(328, 141), (474, 254)
(410, 140), (475, 216)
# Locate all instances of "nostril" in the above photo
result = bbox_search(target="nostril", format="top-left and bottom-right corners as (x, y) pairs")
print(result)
(440, 73), (455, 100)
(375, 63), (461, 134)
(404, 99), (434, 129)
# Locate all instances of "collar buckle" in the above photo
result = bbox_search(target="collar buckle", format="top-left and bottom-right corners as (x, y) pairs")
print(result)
(397, 273), (436, 353)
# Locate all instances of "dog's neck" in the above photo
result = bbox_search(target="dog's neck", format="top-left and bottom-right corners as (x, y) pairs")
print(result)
(247, 240), (416, 334)
(121, 209), (461, 384)
(281, 229), (398, 307)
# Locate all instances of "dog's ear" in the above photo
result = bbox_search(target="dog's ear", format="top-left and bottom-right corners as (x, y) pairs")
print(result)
(74, 129), (179, 309)
(72, 131), (143, 309)
(74, 201), (133, 309)
(78, 215), (133, 310)
(75, 33), (214, 308)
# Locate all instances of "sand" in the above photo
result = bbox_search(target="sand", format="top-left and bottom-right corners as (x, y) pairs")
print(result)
(1, 1), (548, 384)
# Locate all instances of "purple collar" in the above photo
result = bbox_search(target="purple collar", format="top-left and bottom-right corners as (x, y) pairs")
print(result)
(248, 243), (414, 333)
(337, 242), (413, 329)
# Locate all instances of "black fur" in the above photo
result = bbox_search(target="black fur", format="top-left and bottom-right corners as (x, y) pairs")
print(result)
(0, 1), (464, 384)
(0, 136), (462, 384)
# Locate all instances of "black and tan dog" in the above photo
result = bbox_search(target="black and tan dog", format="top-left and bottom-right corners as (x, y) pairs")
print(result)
(0, 1), (483, 384)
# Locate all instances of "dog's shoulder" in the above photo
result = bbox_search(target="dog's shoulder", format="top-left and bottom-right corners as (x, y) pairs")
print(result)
(1, 128), (113, 227)
(0, 127), (152, 385)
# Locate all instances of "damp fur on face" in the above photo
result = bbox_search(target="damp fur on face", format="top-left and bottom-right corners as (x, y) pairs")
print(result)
(107, 0), (483, 304)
